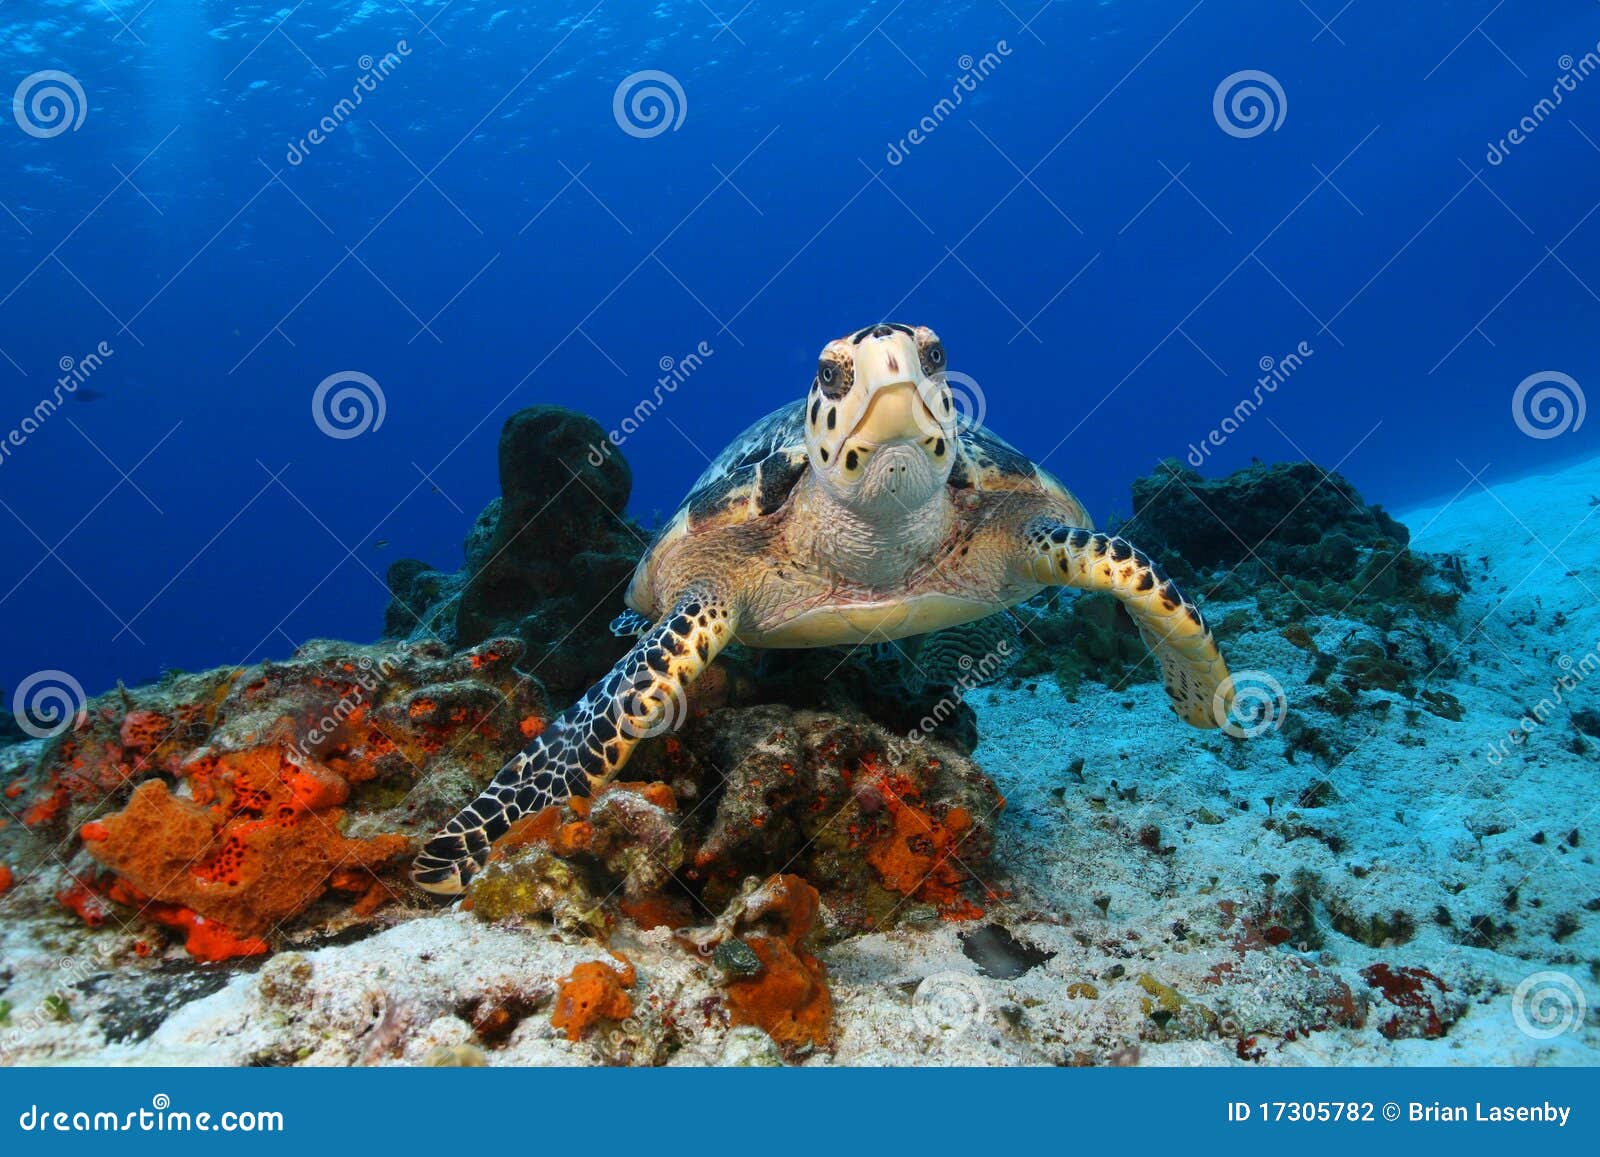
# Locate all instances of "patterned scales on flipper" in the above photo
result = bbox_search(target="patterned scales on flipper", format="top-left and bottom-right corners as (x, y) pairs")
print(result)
(609, 609), (651, 638)
(412, 586), (736, 894)
(1019, 520), (1233, 728)
(951, 425), (1091, 528)
(868, 614), (1024, 696)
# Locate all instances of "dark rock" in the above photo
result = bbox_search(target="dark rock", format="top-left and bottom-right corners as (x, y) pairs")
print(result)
(1122, 459), (1459, 627)
(960, 924), (1055, 978)
(385, 406), (644, 701)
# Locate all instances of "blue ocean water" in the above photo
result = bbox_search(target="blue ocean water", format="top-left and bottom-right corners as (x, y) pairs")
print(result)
(1, 0), (1597, 701)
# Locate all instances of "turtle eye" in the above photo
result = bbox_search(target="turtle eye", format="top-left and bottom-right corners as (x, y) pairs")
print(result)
(922, 342), (946, 374)
(817, 357), (848, 399)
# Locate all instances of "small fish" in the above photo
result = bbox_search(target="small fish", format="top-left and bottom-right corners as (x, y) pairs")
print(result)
(372, 539), (390, 551)
(73, 388), (105, 403)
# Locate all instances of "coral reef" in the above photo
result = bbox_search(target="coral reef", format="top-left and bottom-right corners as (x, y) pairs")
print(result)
(2, 424), (1593, 1070)
(0, 635), (549, 959)
(1123, 459), (1461, 628)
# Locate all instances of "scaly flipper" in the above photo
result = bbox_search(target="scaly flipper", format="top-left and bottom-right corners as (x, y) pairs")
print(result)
(413, 585), (737, 894)
(1017, 518), (1233, 727)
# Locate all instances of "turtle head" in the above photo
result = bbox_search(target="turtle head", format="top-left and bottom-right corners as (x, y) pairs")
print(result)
(803, 323), (956, 510)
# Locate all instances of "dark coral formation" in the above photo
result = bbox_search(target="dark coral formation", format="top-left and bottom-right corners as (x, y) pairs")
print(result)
(1002, 459), (1465, 706)
(1123, 459), (1459, 627)
(384, 406), (642, 701)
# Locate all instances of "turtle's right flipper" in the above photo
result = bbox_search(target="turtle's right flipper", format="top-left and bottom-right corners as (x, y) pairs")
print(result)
(1016, 518), (1233, 728)
(412, 585), (737, 894)
(609, 609), (652, 638)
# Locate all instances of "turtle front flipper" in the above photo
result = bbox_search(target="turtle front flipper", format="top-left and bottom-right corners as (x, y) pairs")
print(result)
(412, 585), (738, 894)
(1017, 518), (1233, 728)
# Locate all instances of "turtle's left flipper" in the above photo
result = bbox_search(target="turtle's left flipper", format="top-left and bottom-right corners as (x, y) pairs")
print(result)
(1016, 518), (1233, 727)
(412, 584), (737, 894)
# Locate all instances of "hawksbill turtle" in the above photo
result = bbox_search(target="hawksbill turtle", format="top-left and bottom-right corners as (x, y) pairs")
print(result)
(413, 323), (1235, 892)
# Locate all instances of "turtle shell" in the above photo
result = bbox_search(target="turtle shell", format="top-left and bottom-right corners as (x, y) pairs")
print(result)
(628, 403), (1090, 610)
(677, 400), (811, 533)
(950, 424), (1092, 527)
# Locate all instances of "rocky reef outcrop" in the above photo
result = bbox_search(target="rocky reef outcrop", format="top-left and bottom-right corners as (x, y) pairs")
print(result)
(7, 411), (1563, 1070)
(383, 406), (641, 701)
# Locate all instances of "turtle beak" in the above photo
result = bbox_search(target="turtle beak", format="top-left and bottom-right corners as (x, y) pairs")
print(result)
(851, 333), (939, 446)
